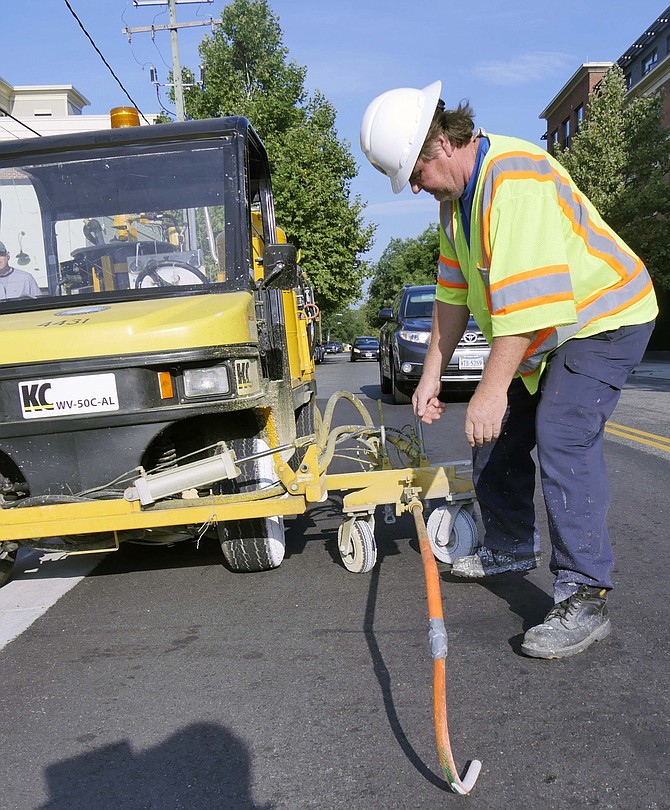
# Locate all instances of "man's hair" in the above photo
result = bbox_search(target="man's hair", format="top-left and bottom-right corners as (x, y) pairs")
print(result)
(419, 101), (476, 160)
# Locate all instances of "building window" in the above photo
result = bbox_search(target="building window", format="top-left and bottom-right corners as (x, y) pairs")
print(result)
(561, 116), (571, 149)
(575, 104), (584, 133)
(625, 72), (633, 90)
(643, 49), (658, 75)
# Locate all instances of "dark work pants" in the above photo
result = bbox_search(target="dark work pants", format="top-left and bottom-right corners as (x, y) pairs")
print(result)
(472, 321), (655, 602)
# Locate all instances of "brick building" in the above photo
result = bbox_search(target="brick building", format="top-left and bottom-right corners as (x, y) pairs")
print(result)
(539, 6), (670, 348)
(540, 6), (670, 151)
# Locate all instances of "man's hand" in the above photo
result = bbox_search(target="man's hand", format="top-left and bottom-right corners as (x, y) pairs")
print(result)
(413, 375), (445, 424)
(464, 386), (507, 447)
(462, 332), (534, 447)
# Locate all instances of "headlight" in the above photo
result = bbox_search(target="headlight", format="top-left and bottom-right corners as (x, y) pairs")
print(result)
(183, 366), (231, 397)
(398, 329), (431, 344)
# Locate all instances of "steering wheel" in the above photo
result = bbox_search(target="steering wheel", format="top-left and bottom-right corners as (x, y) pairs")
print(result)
(134, 259), (209, 289)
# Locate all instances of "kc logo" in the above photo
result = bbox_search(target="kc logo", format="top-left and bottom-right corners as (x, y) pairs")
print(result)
(19, 381), (53, 412)
(236, 360), (251, 389)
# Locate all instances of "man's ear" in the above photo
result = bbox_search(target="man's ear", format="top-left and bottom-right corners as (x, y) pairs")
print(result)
(436, 133), (453, 157)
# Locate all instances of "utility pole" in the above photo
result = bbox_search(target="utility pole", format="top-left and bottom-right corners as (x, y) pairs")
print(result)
(124, 0), (218, 250)
(123, 0), (218, 121)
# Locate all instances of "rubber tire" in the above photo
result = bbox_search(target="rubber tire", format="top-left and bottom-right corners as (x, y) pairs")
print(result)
(390, 360), (412, 405)
(219, 515), (285, 573)
(379, 357), (391, 394)
(290, 397), (317, 471)
(217, 438), (285, 573)
(338, 519), (377, 573)
(426, 506), (478, 564)
(0, 547), (17, 588)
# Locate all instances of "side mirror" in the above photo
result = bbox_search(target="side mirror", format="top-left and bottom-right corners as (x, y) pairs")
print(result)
(263, 243), (299, 289)
(378, 307), (393, 322)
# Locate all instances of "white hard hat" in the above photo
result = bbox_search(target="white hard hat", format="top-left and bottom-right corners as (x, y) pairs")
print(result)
(360, 80), (442, 194)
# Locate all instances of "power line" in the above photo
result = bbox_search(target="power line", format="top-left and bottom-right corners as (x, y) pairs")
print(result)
(62, 0), (151, 124)
(0, 107), (42, 137)
(125, 0), (217, 122)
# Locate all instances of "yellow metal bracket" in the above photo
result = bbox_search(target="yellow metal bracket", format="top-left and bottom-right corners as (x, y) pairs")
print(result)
(327, 463), (474, 517)
(274, 443), (326, 503)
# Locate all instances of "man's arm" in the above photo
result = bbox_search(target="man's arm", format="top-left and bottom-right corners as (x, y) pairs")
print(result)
(413, 301), (470, 423)
(463, 333), (534, 447)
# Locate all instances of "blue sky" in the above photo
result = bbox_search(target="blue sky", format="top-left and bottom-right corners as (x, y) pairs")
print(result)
(3, 1), (667, 265)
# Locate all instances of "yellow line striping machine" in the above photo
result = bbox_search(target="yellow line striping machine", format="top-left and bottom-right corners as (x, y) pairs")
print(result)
(0, 109), (481, 793)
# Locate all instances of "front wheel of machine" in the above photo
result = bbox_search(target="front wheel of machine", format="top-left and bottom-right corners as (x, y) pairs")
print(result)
(290, 397), (318, 471)
(426, 505), (478, 564)
(0, 547), (17, 588)
(338, 519), (377, 573)
(218, 516), (285, 572)
(216, 437), (286, 573)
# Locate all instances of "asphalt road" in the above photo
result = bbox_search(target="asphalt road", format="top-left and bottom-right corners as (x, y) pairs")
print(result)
(1, 353), (669, 810)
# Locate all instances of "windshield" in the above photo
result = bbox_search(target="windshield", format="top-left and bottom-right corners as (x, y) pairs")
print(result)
(404, 288), (435, 318)
(356, 337), (379, 347)
(0, 137), (251, 312)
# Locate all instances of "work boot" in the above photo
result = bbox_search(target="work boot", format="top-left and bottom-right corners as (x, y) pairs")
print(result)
(450, 546), (537, 578)
(521, 585), (611, 659)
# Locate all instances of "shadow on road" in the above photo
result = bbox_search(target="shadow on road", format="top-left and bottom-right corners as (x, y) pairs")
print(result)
(361, 542), (448, 791)
(440, 569), (554, 655)
(38, 722), (272, 810)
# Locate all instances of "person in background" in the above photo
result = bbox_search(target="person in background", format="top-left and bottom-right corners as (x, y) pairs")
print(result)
(0, 240), (41, 299)
(360, 81), (658, 659)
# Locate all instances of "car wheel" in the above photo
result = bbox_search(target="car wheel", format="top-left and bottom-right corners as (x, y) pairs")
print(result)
(390, 358), (412, 405)
(379, 356), (391, 394)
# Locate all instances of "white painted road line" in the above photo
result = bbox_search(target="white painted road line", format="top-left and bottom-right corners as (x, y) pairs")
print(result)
(0, 549), (105, 651)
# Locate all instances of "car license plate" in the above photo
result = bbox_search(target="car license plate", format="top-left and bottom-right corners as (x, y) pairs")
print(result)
(18, 373), (119, 420)
(459, 356), (483, 370)
(363, 352), (374, 358)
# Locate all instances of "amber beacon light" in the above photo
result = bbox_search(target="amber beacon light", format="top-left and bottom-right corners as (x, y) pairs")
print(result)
(110, 107), (141, 128)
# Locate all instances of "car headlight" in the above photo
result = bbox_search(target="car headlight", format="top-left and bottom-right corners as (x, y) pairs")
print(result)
(183, 366), (231, 397)
(398, 330), (431, 344)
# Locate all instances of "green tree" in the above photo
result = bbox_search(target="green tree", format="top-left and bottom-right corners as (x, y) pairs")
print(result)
(321, 307), (374, 344)
(365, 224), (440, 322)
(183, 0), (375, 312)
(554, 64), (670, 291)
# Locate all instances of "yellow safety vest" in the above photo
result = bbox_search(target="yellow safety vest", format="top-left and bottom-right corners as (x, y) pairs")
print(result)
(435, 133), (658, 393)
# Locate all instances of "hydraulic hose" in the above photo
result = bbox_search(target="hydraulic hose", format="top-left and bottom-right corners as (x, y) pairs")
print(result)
(411, 502), (482, 795)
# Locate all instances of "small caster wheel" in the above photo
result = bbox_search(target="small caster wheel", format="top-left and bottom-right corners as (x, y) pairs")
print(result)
(338, 518), (377, 573)
(426, 505), (478, 564)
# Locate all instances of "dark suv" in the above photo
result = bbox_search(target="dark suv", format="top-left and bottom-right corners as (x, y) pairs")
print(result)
(378, 284), (489, 404)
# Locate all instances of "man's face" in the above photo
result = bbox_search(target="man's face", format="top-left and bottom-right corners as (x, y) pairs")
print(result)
(409, 134), (470, 202)
(0, 252), (9, 273)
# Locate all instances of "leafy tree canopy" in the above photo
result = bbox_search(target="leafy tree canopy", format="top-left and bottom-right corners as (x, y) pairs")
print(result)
(554, 64), (670, 291)
(183, 0), (375, 312)
(364, 224), (439, 322)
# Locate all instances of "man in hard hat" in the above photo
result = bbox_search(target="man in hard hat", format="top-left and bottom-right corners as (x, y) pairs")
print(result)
(0, 241), (41, 299)
(360, 82), (658, 659)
